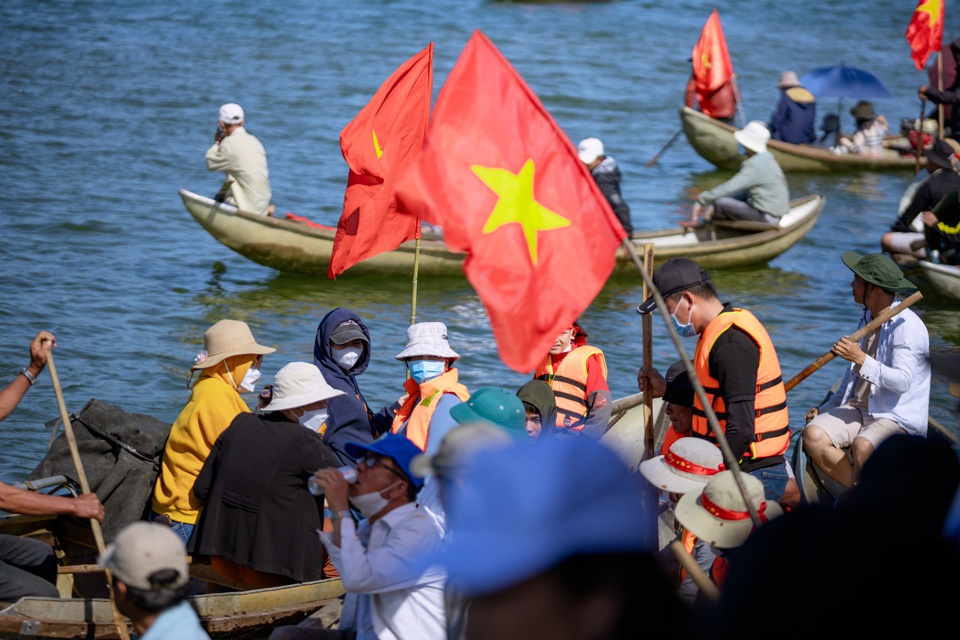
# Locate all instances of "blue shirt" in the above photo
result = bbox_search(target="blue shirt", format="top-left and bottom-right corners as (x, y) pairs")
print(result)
(140, 601), (210, 640)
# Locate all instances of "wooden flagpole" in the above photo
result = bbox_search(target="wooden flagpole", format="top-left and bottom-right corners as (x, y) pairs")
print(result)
(410, 221), (422, 327)
(939, 52), (945, 139)
(642, 243), (655, 459)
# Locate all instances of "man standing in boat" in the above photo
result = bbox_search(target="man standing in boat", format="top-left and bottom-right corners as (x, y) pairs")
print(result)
(803, 252), (930, 488)
(688, 121), (789, 226)
(767, 71), (816, 145)
(577, 138), (633, 236)
(636, 258), (792, 503)
(206, 103), (275, 216)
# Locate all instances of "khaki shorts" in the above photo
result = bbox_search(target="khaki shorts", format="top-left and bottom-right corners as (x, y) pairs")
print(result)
(809, 404), (905, 450)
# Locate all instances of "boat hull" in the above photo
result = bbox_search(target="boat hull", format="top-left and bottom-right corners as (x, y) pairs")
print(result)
(680, 106), (923, 173)
(919, 260), (960, 302)
(181, 190), (823, 276)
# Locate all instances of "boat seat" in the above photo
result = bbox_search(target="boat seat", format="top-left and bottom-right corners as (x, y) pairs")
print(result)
(710, 220), (779, 232)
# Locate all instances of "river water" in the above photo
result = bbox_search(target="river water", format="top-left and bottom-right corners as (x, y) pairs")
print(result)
(3, 0), (960, 482)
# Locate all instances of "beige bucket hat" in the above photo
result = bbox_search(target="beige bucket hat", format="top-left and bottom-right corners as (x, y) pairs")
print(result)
(191, 319), (276, 371)
(99, 522), (189, 591)
(262, 362), (346, 412)
(395, 322), (460, 361)
(734, 121), (771, 154)
(639, 438), (724, 495)
(776, 71), (801, 89)
(675, 470), (783, 548)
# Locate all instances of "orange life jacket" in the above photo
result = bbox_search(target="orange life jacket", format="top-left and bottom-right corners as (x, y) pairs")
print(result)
(662, 425), (684, 453)
(391, 369), (470, 451)
(692, 309), (790, 461)
(679, 527), (698, 583)
(711, 556), (730, 590)
(534, 345), (607, 430)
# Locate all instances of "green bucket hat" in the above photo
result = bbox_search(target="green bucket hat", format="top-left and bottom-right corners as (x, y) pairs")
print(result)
(841, 251), (917, 294)
(450, 387), (526, 438)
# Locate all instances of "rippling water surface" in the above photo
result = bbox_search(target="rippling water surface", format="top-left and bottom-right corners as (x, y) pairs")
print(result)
(3, 0), (960, 480)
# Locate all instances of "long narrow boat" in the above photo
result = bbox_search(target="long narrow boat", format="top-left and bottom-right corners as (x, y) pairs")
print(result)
(180, 189), (824, 276)
(680, 106), (924, 172)
(0, 511), (343, 639)
(918, 260), (960, 302)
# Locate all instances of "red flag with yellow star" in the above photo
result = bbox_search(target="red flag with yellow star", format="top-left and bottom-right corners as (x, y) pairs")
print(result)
(328, 44), (433, 279)
(906, 0), (944, 71)
(394, 30), (626, 373)
(693, 10), (734, 93)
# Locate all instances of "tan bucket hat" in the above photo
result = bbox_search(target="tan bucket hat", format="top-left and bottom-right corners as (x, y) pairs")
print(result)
(638, 438), (724, 495)
(776, 71), (801, 89)
(191, 319), (275, 371)
(675, 470), (783, 548)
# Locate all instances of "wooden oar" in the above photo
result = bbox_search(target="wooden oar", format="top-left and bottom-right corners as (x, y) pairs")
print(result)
(669, 541), (720, 601)
(641, 243), (655, 458)
(915, 99), (925, 177)
(645, 130), (683, 168)
(46, 349), (131, 640)
(784, 291), (923, 393)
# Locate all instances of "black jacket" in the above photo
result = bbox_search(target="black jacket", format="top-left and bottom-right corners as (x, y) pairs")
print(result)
(590, 157), (633, 236)
(191, 412), (339, 582)
(891, 169), (960, 232)
(313, 308), (383, 464)
(923, 37), (960, 137)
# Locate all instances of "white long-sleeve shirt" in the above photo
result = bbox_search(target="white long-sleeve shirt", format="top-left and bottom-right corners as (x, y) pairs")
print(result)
(822, 299), (931, 436)
(320, 502), (446, 640)
(205, 127), (272, 216)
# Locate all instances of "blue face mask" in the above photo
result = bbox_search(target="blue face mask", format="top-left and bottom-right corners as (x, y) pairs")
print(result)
(671, 300), (698, 338)
(408, 360), (446, 384)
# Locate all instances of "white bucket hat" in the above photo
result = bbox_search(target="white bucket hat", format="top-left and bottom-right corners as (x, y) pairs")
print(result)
(638, 438), (724, 495)
(733, 121), (771, 154)
(191, 319), (276, 371)
(577, 138), (604, 164)
(98, 522), (189, 591)
(395, 322), (460, 361)
(218, 103), (244, 125)
(675, 470), (783, 548)
(262, 362), (345, 412)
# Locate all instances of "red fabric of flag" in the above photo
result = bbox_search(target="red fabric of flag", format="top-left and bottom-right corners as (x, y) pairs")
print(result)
(906, 0), (944, 71)
(394, 30), (626, 373)
(328, 44), (433, 279)
(693, 10), (734, 93)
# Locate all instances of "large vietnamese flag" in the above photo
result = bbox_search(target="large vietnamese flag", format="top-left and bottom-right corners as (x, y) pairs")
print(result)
(328, 44), (433, 279)
(394, 30), (626, 373)
(906, 0), (944, 71)
(693, 10), (734, 94)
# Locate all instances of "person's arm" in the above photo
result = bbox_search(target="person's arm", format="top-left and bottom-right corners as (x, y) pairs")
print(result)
(205, 138), (234, 172)
(697, 159), (759, 206)
(580, 355), (612, 439)
(371, 400), (401, 437)
(0, 332), (55, 422)
(685, 76), (697, 109)
(850, 317), (926, 395)
(333, 516), (441, 594)
(709, 329), (761, 462)
(192, 432), (224, 503)
(892, 182), (933, 231)
(0, 480), (104, 522)
(922, 84), (960, 106)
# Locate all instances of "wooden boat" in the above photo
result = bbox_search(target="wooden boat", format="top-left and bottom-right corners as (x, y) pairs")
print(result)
(680, 106), (924, 173)
(0, 510), (344, 639)
(919, 260), (960, 302)
(180, 188), (824, 276)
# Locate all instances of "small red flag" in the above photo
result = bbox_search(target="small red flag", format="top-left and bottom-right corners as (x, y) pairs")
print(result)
(693, 10), (734, 94)
(906, 0), (944, 71)
(328, 44), (433, 279)
(394, 31), (625, 373)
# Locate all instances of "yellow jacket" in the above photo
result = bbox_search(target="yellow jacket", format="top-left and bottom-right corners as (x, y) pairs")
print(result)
(151, 356), (253, 524)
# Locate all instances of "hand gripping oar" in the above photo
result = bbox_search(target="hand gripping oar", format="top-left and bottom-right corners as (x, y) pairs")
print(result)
(784, 291), (923, 393)
(46, 348), (131, 640)
(622, 239), (763, 529)
(645, 130), (683, 168)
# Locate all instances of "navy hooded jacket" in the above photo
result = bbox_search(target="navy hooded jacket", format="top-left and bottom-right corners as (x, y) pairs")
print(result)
(313, 308), (381, 464)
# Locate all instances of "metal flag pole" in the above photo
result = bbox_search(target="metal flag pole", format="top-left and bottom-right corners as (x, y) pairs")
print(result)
(622, 239), (763, 528)
(732, 75), (747, 128)
(410, 220), (422, 326)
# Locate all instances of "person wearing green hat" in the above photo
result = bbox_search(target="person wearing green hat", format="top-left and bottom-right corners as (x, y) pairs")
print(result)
(449, 387), (527, 435)
(804, 252), (930, 488)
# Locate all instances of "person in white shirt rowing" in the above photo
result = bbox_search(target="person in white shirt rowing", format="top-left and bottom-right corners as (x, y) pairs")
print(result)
(803, 252), (931, 488)
(270, 433), (445, 640)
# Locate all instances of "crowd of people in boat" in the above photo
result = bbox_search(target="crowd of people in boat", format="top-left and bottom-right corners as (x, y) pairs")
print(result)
(4, 243), (960, 638)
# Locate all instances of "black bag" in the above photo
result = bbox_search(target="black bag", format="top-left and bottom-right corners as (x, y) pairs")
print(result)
(29, 399), (172, 543)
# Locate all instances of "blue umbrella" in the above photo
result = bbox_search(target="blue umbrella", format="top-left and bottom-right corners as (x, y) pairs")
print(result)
(799, 65), (893, 99)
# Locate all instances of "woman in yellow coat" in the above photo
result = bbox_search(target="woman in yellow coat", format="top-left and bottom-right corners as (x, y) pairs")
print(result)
(150, 319), (274, 544)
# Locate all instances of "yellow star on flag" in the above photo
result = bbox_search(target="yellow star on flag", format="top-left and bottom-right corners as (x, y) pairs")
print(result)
(701, 52), (712, 69)
(373, 129), (384, 158)
(471, 159), (570, 266)
(917, 0), (941, 27)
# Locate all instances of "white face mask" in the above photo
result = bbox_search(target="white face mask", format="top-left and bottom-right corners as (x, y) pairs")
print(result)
(335, 346), (363, 372)
(349, 481), (400, 518)
(239, 366), (261, 393)
(298, 408), (329, 433)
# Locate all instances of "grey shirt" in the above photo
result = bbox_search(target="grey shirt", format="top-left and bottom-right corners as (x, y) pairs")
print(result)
(697, 151), (790, 218)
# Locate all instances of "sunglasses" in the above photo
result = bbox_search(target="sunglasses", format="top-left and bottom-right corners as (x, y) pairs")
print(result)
(359, 456), (408, 483)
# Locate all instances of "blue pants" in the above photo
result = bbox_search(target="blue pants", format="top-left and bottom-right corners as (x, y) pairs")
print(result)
(748, 462), (790, 504)
(149, 510), (195, 546)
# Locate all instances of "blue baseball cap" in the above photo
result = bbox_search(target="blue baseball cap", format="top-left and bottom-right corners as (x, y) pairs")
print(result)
(344, 434), (425, 490)
(435, 438), (655, 596)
